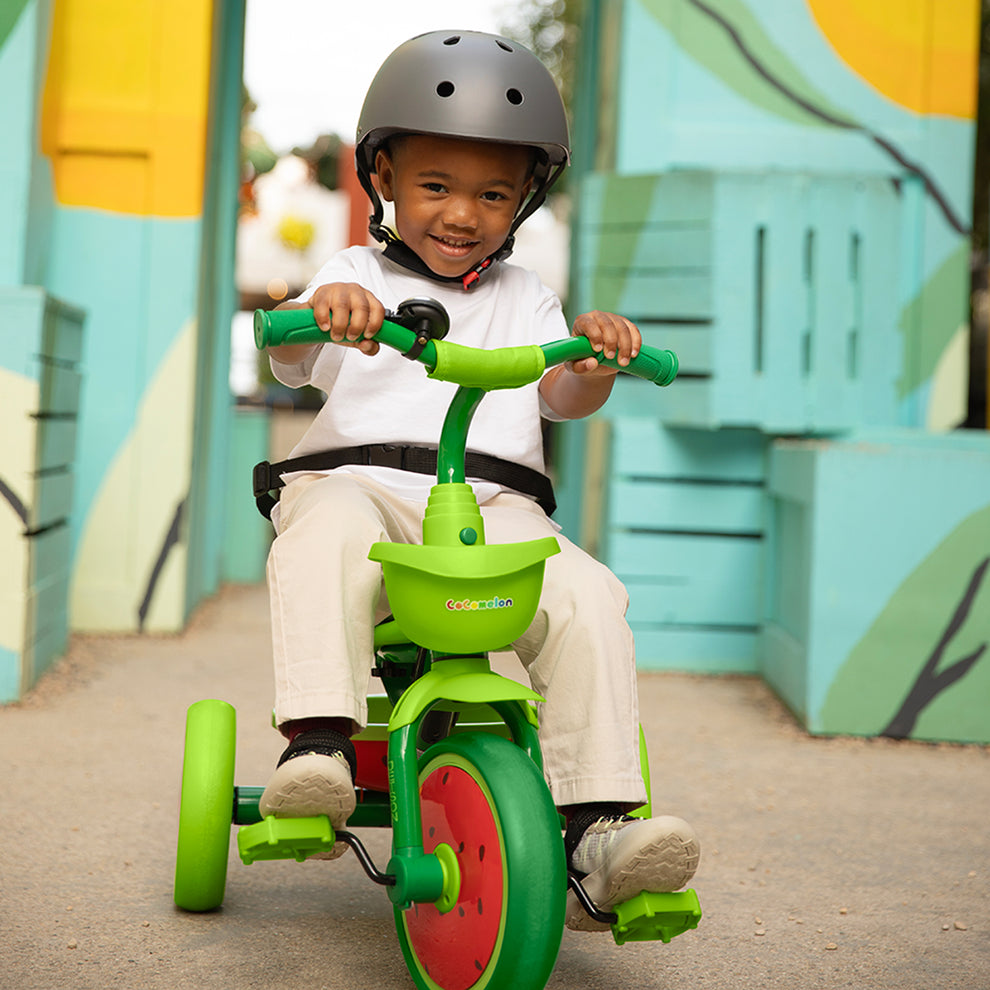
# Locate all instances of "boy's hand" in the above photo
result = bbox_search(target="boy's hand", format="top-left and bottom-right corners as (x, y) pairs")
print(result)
(568, 310), (641, 376)
(309, 282), (385, 355)
(538, 310), (642, 420)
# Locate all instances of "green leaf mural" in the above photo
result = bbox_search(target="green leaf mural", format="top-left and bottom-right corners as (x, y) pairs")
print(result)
(897, 241), (971, 400)
(0, 0), (31, 49)
(592, 174), (662, 313)
(638, 0), (969, 235)
(641, 0), (858, 129)
(821, 504), (990, 743)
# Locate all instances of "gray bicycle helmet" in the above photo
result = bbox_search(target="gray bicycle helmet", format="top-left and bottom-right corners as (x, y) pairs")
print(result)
(355, 30), (570, 288)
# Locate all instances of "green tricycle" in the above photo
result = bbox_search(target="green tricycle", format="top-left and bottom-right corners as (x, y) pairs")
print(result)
(174, 297), (701, 990)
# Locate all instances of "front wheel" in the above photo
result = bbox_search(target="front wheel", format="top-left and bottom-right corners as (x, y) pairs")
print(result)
(174, 699), (236, 911)
(395, 732), (566, 990)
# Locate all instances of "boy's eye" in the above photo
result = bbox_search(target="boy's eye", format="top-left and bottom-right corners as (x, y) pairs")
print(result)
(423, 182), (447, 194)
(481, 191), (509, 202)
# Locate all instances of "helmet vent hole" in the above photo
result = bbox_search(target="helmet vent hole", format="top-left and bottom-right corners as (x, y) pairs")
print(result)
(436, 81), (456, 98)
(506, 88), (524, 106)
(443, 35), (461, 45)
(496, 40), (513, 52)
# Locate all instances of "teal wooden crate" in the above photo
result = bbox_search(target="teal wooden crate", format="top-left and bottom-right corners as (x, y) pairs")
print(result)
(29, 524), (72, 587)
(600, 419), (768, 673)
(29, 469), (74, 531)
(618, 533), (762, 627)
(35, 418), (78, 471)
(0, 287), (85, 700)
(763, 430), (990, 743)
(574, 170), (901, 433)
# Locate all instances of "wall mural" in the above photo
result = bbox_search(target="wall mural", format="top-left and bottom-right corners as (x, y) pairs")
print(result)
(823, 504), (990, 744)
(0, 0), (214, 635)
(618, 0), (977, 428)
(578, 0), (986, 740)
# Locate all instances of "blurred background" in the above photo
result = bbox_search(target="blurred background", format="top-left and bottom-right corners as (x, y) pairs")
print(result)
(2, 0), (989, 748)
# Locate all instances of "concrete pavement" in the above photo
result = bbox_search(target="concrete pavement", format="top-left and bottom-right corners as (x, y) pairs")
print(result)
(1, 583), (987, 990)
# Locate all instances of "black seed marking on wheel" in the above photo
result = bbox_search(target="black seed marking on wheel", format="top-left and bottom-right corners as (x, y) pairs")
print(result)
(458, 906), (466, 917)
(442, 772), (449, 785)
(479, 844), (485, 861)
(429, 825), (435, 838)
(475, 959), (483, 972)
(477, 897), (483, 915)
(458, 841), (465, 853)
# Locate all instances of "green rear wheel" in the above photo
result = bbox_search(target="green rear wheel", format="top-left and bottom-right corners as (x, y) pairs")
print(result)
(174, 699), (236, 911)
(395, 732), (566, 990)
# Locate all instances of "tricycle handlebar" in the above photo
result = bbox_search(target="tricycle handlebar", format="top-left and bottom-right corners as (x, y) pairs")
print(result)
(254, 302), (677, 389)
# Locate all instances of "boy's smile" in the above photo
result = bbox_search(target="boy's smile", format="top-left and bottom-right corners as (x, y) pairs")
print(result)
(376, 135), (532, 278)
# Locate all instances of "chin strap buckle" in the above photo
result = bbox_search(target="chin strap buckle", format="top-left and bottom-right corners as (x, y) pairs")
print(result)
(462, 257), (493, 290)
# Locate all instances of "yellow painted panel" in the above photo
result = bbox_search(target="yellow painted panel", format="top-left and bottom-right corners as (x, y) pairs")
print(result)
(41, 0), (213, 217)
(54, 151), (151, 215)
(154, 0), (214, 117)
(807, 0), (979, 118)
(47, 0), (155, 109)
(49, 108), (153, 153)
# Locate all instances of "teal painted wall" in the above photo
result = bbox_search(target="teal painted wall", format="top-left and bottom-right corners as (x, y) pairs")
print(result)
(765, 431), (990, 743)
(571, 0), (977, 431)
(562, 0), (984, 741)
(1, 0), (246, 704)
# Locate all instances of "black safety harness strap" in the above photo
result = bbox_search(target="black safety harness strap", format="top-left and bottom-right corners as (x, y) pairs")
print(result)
(253, 443), (556, 519)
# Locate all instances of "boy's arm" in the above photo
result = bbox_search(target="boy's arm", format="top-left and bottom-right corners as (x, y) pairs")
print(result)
(266, 301), (319, 366)
(538, 310), (642, 420)
(266, 282), (386, 365)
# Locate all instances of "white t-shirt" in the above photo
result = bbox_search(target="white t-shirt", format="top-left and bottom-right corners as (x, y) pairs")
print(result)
(270, 246), (570, 505)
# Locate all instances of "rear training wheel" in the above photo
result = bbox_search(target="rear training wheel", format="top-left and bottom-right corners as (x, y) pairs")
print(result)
(174, 699), (236, 911)
(395, 732), (566, 990)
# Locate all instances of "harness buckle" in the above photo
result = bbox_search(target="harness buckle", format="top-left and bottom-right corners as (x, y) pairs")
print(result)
(253, 460), (273, 498)
(366, 444), (405, 470)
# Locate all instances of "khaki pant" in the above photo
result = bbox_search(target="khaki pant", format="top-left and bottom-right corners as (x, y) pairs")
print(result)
(267, 472), (647, 808)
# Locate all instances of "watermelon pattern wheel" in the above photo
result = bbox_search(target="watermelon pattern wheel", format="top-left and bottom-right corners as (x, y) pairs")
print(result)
(395, 732), (566, 990)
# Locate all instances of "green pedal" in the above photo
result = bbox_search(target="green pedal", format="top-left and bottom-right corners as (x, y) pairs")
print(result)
(611, 889), (702, 945)
(237, 815), (337, 864)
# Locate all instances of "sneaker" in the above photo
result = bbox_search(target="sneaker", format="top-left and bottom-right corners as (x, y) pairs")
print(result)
(259, 729), (357, 860)
(566, 814), (701, 931)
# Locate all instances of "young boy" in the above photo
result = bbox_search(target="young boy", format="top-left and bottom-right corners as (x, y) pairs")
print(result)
(259, 30), (699, 929)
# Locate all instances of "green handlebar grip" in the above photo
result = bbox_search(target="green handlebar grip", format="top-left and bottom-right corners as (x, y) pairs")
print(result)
(540, 338), (678, 386)
(595, 345), (679, 385)
(253, 308), (325, 349)
(624, 346), (678, 386)
(253, 307), (438, 367)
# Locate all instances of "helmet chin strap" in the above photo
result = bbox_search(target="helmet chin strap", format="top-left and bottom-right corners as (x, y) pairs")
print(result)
(359, 161), (566, 291)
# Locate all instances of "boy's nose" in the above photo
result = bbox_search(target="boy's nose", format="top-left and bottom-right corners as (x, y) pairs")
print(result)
(442, 197), (478, 230)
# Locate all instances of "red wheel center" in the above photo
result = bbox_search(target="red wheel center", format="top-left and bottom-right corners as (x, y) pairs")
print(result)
(404, 764), (505, 990)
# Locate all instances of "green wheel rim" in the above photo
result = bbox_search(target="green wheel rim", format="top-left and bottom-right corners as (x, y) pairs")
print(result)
(174, 699), (236, 911)
(395, 732), (565, 990)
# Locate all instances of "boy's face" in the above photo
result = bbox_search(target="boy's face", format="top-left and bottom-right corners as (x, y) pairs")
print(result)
(376, 135), (532, 278)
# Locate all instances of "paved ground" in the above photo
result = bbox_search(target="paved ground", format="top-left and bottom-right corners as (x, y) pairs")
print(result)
(1, 583), (987, 990)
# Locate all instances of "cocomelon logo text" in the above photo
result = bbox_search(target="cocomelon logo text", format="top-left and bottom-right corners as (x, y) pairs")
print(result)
(445, 596), (514, 612)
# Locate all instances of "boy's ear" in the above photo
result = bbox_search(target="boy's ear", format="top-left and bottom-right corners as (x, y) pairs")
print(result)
(375, 149), (396, 202)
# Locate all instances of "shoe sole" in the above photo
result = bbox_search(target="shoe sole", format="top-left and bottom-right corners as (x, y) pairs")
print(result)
(258, 753), (357, 860)
(566, 816), (701, 932)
